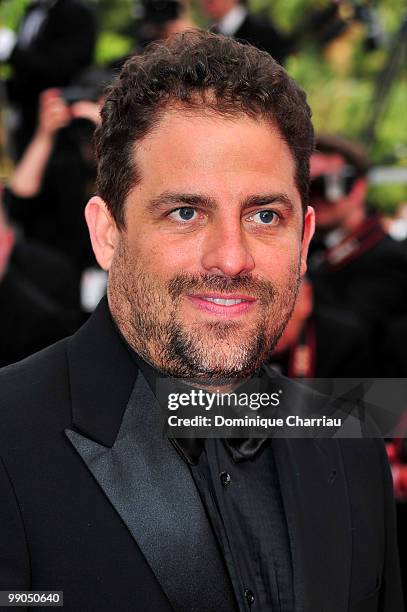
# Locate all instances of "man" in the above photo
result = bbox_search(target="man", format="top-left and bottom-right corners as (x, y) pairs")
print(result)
(199, 0), (291, 63)
(0, 32), (402, 611)
(1, 0), (96, 157)
(308, 134), (407, 337)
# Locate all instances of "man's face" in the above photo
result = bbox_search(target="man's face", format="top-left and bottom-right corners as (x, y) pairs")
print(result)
(200, 0), (237, 21)
(106, 111), (314, 380)
(310, 152), (357, 231)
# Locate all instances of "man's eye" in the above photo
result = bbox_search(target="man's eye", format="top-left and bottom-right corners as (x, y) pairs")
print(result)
(169, 207), (197, 222)
(250, 210), (279, 225)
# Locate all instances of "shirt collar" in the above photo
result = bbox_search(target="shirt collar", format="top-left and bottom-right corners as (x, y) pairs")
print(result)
(324, 227), (346, 248)
(217, 5), (247, 36)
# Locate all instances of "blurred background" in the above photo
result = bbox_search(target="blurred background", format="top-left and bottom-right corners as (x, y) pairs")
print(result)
(1, 1), (406, 201)
(0, 0), (407, 598)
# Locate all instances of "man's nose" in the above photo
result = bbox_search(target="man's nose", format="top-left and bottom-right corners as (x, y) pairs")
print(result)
(201, 221), (255, 277)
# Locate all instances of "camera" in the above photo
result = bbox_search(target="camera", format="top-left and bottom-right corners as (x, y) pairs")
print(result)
(60, 85), (101, 105)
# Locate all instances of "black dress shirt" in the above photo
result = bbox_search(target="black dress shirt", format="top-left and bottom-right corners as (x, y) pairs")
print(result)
(132, 351), (295, 612)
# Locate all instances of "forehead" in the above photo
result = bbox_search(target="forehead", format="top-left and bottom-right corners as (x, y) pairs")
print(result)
(310, 152), (346, 177)
(133, 110), (298, 197)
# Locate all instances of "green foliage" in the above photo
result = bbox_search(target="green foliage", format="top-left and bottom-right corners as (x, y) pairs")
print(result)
(368, 183), (407, 214)
(271, 0), (407, 211)
(91, 0), (136, 64)
(0, 0), (28, 29)
(95, 31), (133, 65)
(254, 0), (313, 31)
(92, 0), (134, 35)
(373, 82), (407, 164)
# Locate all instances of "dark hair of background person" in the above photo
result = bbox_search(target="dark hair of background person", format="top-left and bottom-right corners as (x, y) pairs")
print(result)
(315, 133), (370, 178)
(95, 29), (314, 229)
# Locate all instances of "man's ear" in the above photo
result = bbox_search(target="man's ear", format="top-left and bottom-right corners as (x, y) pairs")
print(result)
(85, 196), (119, 271)
(300, 206), (315, 276)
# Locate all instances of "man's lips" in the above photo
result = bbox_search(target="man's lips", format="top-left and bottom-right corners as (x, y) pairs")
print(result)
(185, 293), (257, 316)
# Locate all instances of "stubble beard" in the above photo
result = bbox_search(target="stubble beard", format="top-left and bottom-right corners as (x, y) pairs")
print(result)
(108, 237), (301, 382)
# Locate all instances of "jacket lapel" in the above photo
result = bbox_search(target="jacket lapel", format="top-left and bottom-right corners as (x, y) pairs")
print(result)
(273, 438), (352, 612)
(66, 300), (236, 612)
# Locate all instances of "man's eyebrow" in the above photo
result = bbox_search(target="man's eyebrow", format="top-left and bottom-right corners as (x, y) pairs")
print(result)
(146, 192), (216, 212)
(242, 193), (294, 211)
(145, 191), (295, 213)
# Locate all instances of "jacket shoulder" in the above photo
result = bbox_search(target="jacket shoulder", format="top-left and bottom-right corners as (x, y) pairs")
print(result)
(0, 339), (71, 437)
(357, 235), (407, 269)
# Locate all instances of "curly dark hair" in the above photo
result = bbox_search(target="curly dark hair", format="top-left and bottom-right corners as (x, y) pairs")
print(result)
(95, 29), (314, 228)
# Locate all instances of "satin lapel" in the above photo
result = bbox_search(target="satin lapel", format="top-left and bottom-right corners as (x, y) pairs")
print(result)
(273, 438), (352, 612)
(65, 370), (236, 612)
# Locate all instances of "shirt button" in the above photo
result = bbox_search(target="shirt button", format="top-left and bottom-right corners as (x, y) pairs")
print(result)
(219, 471), (231, 487)
(245, 588), (255, 607)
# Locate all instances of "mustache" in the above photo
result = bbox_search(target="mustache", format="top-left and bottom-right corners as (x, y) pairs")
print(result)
(168, 273), (277, 305)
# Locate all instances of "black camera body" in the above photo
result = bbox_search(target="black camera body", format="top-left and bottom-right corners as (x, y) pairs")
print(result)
(60, 85), (101, 105)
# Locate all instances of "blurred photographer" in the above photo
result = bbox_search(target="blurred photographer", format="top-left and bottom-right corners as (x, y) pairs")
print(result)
(4, 86), (103, 287)
(308, 134), (407, 369)
(270, 276), (373, 379)
(0, 0), (96, 158)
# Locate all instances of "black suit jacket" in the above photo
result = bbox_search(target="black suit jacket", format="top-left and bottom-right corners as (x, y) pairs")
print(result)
(309, 235), (407, 330)
(382, 316), (407, 378)
(0, 299), (402, 611)
(313, 307), (374, 377)
(9, 240), (81, 310)
(9, 0), (96, 98)
(0, 267), (77, 368)
(272, 307), (374, 379)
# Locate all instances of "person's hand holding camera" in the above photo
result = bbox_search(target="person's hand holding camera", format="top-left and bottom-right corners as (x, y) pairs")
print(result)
(70, 99), (102, 126)
(8, 89), (71, 198)
(36, 88), (71, 140)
